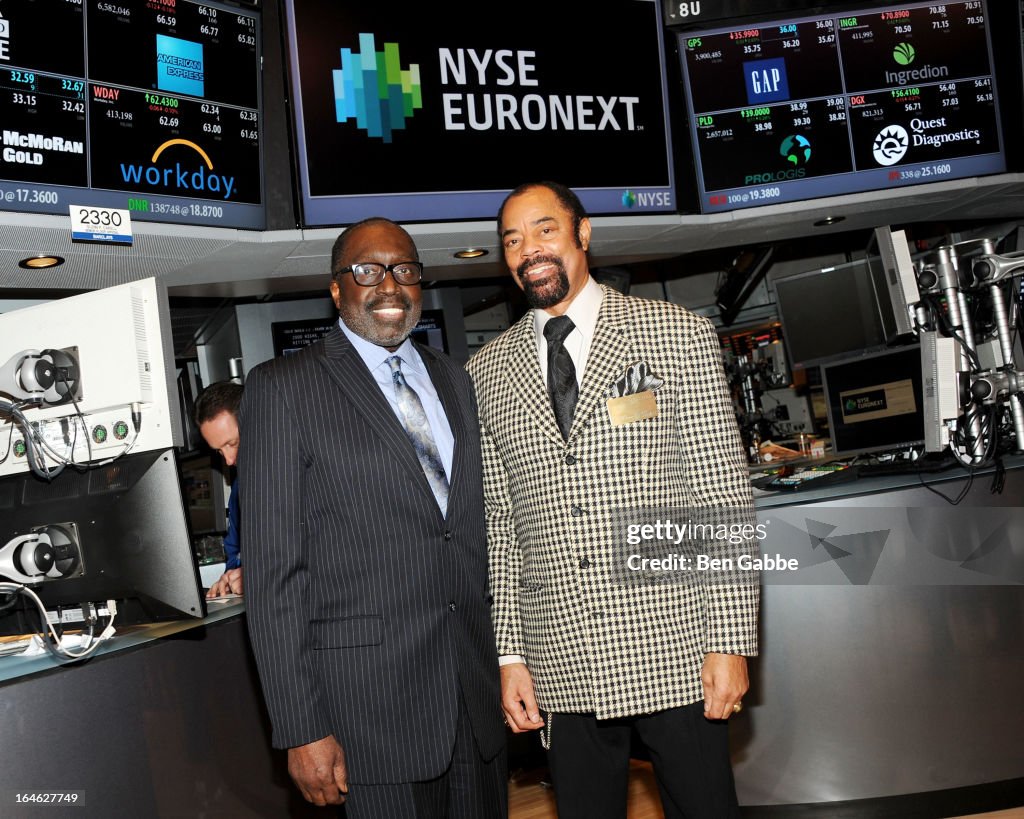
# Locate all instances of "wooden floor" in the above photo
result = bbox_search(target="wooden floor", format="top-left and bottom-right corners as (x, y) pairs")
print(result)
(508, 762), (1024, 819)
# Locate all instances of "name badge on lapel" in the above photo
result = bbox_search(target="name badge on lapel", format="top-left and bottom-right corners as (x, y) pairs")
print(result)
(606, 361), (663, 426)
(607, 391), (658, 426)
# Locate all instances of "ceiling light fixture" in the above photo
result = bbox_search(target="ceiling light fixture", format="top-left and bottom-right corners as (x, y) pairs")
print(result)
(813, 216), (845, 227)
(454, 248), (488, 259)
(18, 255), (66, 269)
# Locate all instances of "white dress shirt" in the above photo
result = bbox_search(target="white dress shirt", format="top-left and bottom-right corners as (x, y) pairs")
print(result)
(532, 274), (604, 388)
(338, 318), (454, 516)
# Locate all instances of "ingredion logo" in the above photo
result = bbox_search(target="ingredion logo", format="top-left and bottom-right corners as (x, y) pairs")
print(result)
(119, 139), (236, 199)
(333, 33), (422, 143)
(885, 43), (949, 86)
(893, 42), (916, 66)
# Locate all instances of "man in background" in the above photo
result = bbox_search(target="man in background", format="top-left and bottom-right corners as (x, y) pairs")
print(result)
(194, 380), (243, 598)
(240, 217), (505, 817)
(468, 182), (758, 818)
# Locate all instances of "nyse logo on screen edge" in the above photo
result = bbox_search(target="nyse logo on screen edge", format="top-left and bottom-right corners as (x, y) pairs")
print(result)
(621, 190), (672, 209)
(118, 139), (236, 200)
(331, 33), (647, 142)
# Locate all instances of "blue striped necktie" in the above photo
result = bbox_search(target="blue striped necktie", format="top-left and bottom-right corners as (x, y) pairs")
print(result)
(387, 356), (449, 512)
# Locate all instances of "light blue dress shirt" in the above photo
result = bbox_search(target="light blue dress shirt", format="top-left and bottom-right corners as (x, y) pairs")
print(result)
(338, 319), (455, 515)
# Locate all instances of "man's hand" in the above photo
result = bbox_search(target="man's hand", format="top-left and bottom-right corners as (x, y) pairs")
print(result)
(500, 663), (545, 732)
(206, 567), (243, 598)
(701, 653), (749, 720)
(287, 735), (348, 806)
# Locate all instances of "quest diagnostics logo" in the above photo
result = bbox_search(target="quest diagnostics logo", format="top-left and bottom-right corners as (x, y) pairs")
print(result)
(872, 125), (909, 166)
(333, 33), (422, 143)
(119, 139), (236, 199)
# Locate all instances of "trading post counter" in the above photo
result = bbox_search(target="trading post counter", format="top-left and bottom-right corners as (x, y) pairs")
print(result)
(736, 456), (1024, 816)
(0, 462), (1022, 817)
(0, 599), (323, 818)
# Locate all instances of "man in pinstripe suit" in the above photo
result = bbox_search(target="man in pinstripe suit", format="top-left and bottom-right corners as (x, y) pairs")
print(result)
(240, 218), (506, 818)
(467, 183), (759, 818)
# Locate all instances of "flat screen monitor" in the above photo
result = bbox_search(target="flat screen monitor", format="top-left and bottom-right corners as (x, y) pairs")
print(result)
(675, 0), (1007, 213)
(822, 344), (925, 457)
(0, 277), (182, 479)
(178, 452), (227, 536)
(283, 0), (676, 224)
(0, 448), (205, 637)
(773, 259), (889, 368)
(0, 0), (264, 229)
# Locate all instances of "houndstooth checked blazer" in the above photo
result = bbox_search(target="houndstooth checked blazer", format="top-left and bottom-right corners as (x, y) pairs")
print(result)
(467, 284), (759, 719)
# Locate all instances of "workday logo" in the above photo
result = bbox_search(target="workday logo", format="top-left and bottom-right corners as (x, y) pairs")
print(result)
(119, 139), (236, 199)
(333, 33), (422, 143)
(156, 35), (205, 98)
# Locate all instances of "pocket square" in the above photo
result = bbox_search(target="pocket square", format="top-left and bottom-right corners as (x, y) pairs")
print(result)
(609, 361), (664, 398)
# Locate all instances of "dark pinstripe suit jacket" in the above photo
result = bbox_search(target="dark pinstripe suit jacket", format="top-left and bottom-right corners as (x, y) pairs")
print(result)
(239, 326), (504, 785)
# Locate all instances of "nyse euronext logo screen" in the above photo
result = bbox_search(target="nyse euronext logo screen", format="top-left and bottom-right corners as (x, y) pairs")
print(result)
(332, 33), (422, 143)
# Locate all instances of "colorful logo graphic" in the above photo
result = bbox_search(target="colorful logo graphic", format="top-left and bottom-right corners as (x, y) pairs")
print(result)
(893, 42), (916, 66)
(156, 34), (205, 98)
(743, 57), (789, 105)
(872, 125), (909, 166)
(621, 190), (637, 208)
(119, 139), (236, 199)
(780, 134), (811, 165)
(333, 33), (422, 143)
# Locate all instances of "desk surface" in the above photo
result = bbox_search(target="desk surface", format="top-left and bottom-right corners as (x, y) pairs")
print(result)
(750, 452), (1024, 508)
(0, 596), (244, 685)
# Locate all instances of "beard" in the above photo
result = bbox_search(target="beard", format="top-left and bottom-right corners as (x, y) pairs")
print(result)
(338, 291), (421, 350)
(517, 254), (571, 309)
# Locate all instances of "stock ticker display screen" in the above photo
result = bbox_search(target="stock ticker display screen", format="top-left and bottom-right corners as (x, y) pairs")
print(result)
(0, 0), (263, 229)
(677, 0), (1005, 213)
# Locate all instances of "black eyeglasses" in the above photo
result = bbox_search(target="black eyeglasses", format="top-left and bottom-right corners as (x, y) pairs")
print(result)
(335, 261), (424, 287)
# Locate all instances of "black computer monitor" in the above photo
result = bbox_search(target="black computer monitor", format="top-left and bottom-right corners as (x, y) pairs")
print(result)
(822, 345), (925, 458)
(178, 452), (228, 536)
(0, 448), (206, 637)
(773, 259), (889, 369)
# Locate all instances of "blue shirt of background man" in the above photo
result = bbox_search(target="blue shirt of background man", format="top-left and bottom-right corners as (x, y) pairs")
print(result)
(224, 480), (241, 569)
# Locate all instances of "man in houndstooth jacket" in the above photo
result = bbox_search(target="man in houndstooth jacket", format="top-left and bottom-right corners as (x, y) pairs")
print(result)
(467, 182), (759, 818)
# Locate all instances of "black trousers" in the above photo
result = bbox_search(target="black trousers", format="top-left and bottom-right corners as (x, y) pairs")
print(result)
(340, 697), (507, 819)
(545, 702), (740, 819)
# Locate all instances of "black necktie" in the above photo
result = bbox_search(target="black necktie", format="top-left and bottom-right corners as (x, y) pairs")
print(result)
(544, 315), (578, 441)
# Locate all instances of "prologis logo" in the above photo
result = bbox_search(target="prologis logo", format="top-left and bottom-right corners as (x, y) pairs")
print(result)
(119, 139), (236, 199)
(333, 33), (422, 143)
(780, 134), (811, 166)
